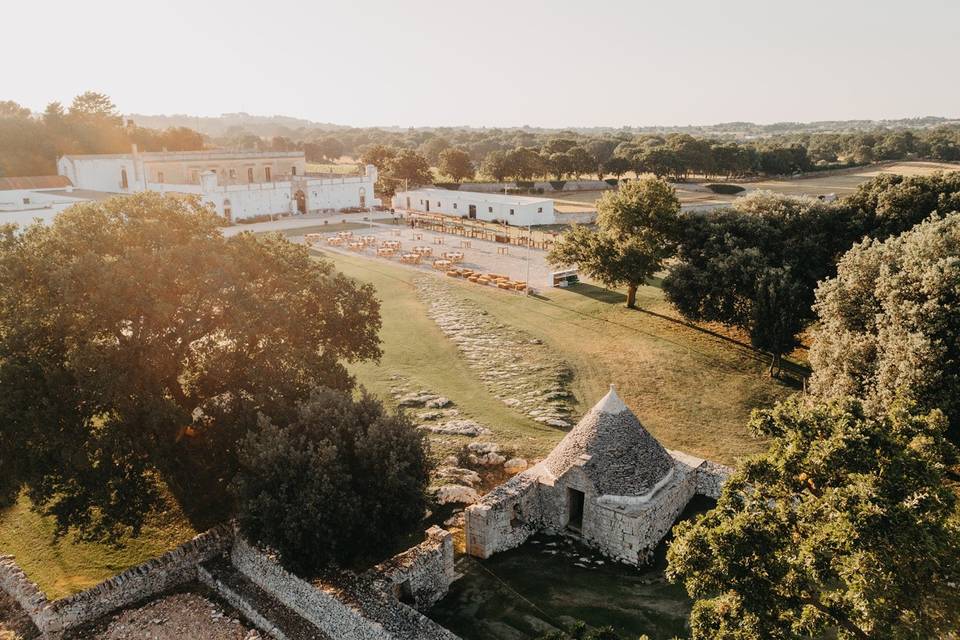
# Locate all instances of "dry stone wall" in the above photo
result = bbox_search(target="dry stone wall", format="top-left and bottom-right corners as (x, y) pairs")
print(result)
(0, 525), (233, 636)
(371, 526), (455, 610)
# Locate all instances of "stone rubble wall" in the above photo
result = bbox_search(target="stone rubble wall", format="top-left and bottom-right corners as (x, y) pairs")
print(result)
(464, 468), (544, 559)
(0, 525), (233, 636)
(231, 536), (390, 640)
(371, 526), (455, 610)
(695, 459), (734, 499)
(196, 563), (291, 640)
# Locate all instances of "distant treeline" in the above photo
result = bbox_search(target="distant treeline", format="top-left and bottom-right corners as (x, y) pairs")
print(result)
(2, 93), (959, 182)
(0, 93), (204, 177)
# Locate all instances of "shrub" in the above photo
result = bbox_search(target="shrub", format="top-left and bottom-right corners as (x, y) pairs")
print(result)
(704, 183), (746, 195)
(549, 180), (567, 191)
(516, 180), (535, 189)
(233, 387), (432, 574)
(604, 178), (619, 186)
(434, 182), (461, 190)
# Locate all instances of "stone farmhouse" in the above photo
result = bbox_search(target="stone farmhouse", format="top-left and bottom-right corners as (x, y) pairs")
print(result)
(465, 386), (731, 566)
(57, 147), (379, 222)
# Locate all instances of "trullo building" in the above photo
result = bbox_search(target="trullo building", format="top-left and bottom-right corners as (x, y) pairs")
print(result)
(465, 385), (731, 566)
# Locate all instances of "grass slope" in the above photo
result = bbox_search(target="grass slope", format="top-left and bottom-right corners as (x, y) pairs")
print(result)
(324, 250), (792, 465)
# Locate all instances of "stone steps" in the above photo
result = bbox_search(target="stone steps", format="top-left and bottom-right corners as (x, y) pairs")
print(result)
(199, 558), (331, 640)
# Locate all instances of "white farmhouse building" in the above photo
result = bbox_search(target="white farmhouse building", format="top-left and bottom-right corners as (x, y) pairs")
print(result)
(394, 188), (555, 226)
(57, 147), (379, 222)
(0, 176), (105, 227)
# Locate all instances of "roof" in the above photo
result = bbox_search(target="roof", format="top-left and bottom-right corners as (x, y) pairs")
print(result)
(543, 385), (674, 496)
(401, 187), (553, 206)
(0, 176), (73, 191)
(59, 150), (303, 161)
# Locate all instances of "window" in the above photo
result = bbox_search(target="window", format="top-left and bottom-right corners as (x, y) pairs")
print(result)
(190, 169), (199, 183)
(158, 171), (165, 183)
(264, 167), (272, 181)
(436, 201), (441, 207)
(229, 168), (237, 180)
(120, 168), (128, 190)
(247, 167), (254, 183)
(488, 206), (493, 213)
(453, 203), (458, 209)
(291, 166), (297, 176)
(22, 197), (30, 205)
(510, 209), (515, 215)
(538, 207), (543, 213)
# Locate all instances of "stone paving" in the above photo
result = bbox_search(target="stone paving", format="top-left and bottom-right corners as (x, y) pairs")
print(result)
(414, 278), (575, 429)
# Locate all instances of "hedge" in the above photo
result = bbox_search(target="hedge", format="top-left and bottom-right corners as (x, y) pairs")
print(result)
(516, 181), (535, 189)
(549, 180), (566, 191)
(604, 178), (619, 186)
(705, 183), (746, 195)
(434, 182), (461, 190)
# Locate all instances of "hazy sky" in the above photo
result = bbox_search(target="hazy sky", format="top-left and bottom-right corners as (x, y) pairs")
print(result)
(5, 0), (959, 128)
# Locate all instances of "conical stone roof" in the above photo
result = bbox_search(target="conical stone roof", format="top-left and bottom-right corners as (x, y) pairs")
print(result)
(543, 385), (674, 497)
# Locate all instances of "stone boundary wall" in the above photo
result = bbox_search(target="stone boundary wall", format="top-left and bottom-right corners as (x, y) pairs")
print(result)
(197, 563), (291, 640)
(232, 536), (399, 640)
(0, 525), (233, 636)
(695, 460), (734, 499)
(0, 555), (49, 629)
(464, 468), (543, 559)
(370, 525), (455, 610)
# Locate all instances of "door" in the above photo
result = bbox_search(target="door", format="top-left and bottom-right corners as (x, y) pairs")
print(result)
(425, 199), (430, 212)
(468, 204), (477, 219)
(295, 190), (306, 214)
(567, 488), (585, 532)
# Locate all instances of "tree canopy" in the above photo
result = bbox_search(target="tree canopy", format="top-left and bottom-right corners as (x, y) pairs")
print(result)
(667, 397), (960, 640)
(233, 387), (431, 574)
(437, 147), (474, 182)
(0, 193), (382, 538)
(810, 212), (960, 444)
(548, 177), (680, 308)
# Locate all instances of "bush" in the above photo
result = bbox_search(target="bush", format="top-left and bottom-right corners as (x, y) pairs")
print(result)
(233, 387), (432, 574)
(704, 183), (746, 195)
(604, 178), (619, 186)
(516, 180), (535, 189)
(434, 182), (461, 190)
(549, 180), (567, 191)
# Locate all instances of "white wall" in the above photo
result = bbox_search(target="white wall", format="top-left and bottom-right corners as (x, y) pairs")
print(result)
(58, 156), (139, 193)
(394, 190), (555, 226)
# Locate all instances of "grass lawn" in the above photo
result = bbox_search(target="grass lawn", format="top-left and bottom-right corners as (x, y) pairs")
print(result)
(0, 495), (196, 600)
(321, 250), (793, 465)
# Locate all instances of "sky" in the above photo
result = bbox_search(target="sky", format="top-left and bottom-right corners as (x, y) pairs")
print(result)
(5, 0), (959, 128)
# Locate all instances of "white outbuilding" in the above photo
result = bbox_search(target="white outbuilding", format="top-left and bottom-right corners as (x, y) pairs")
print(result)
(394, 188), (556, 226)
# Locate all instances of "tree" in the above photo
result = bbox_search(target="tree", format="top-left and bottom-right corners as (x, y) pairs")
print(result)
(810, 212), (960, 443)
(667, 397), (960, 640)
(68, 91), (121, 124)
(317, 136), (345, 161)
(158, 126), (204, 151)
(566, 146), (596, 179)
(480, 149), (509, 182)
(602, 156), (630, 179)
(842, 171), (960, 239)
(548, 177), (680, 308)
(664, 192), (857, 375)
(418, 136), (451, 165)
(233, 387), (431, 574)
(504, 147), (545, 181)
(388, 149), (433, 187)
(437, 147), (474, 183)
(0, 193), (382, 537)
(359, 144), (399, 172)
(585, 139), (620, 179)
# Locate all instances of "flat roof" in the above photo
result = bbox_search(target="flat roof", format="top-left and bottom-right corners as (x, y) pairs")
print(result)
(401, 188), (552, 206)
(60, 150), (304, 161)
(0, 175), (73, 191)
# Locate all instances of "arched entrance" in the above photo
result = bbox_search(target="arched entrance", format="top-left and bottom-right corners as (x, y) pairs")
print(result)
(294, 190), (307, 214)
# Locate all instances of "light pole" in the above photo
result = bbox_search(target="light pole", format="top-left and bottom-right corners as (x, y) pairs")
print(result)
(525, 223), (532, 293)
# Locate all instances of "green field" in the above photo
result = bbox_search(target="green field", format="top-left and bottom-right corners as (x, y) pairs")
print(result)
(325, 249), (791, 465)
